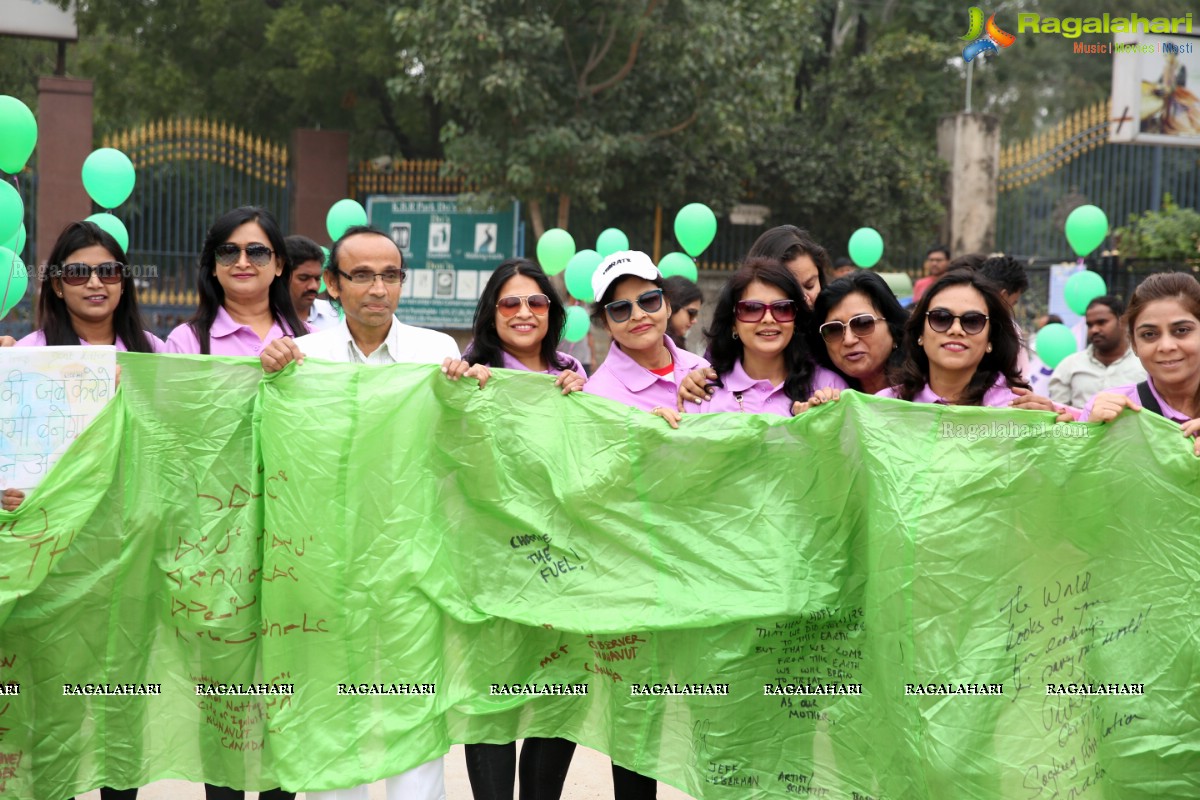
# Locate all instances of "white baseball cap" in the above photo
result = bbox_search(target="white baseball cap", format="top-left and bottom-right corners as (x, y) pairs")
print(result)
(592, 250), (662, 302)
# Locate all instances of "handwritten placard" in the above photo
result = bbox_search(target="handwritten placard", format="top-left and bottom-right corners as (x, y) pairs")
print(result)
(0, 346), (116, 493)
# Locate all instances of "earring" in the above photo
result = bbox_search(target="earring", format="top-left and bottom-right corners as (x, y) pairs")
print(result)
(892, 343), (899, 350)
(986, 343), (993, 353)
(917, 336), (923, 346)
(732, 332), (739, 340)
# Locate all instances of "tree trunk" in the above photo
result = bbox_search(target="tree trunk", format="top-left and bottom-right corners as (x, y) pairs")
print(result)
(557, 194), (571, 230)
(529, 200), (546, 241)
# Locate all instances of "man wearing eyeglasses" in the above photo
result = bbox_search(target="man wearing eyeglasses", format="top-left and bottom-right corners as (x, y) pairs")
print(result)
(259, 226), (485, 800)
(261, 226), (487, 384)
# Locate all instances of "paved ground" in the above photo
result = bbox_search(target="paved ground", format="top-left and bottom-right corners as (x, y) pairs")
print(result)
(78, 744), (695, 799)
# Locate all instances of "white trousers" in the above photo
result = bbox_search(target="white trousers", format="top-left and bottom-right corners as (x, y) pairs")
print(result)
(305, 757), (445, 800)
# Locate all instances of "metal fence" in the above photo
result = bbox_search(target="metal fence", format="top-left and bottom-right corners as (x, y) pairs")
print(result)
(997, 99), (1200, 262)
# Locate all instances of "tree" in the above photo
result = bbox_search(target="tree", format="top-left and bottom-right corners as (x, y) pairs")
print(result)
(390, 0), (811, 237)
(25, 0), (440, 157)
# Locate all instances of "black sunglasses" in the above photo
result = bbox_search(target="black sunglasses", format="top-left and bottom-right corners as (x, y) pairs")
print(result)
(926, 309), (989, 335)
(215, 243), (274, 267)
(819, 314), (882, 342)
(605, 289), (664, 323)
(60, 262), (124, 286)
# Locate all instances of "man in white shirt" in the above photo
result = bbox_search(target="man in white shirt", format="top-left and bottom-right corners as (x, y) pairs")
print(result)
(1049, 295), (1146, 408)
(260, 226), (487, 800)
(285, 234), (340, 332)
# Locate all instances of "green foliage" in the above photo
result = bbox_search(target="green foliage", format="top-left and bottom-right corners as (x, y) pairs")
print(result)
(1115, 195), (1200, 263)
(752, 32), (953, 261)
(391, 0), (806, 223)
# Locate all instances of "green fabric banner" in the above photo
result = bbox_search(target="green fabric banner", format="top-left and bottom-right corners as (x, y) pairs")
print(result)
(0, 352), (1197, 799)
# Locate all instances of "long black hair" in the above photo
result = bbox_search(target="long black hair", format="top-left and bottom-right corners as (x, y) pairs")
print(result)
(467, 258), (570, 370)
(809, 271), (908, 390)
(893, 268), (1029, 404)
(706, 257), (816, 402)
(186, 206), (304, 354)
(36, 220), (155, 352)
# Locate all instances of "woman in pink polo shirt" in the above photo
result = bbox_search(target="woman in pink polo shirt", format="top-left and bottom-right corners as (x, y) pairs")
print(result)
(879, 269), (1037, 407)
(166, 206), (306, 355)
(465, 257), (586, 392)
(693, 257), (845, 416)
(1083, 272), (1200, 455)
(461, 257), (582, 799)
(16, 220), (164, 353)
(581, 250), (705, 797)
(583, 250), (709, 429)
(165, 208), (299, 800)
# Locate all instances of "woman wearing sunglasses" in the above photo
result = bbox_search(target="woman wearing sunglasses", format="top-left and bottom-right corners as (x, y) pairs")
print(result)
(694, 258), (845, 415)
(15, 220), (162, 353)
(809, 271), (907, 395)
(461, 261), (585, 799)
(166, 206), (306, 355)
(465, 258), (586, 395)
(6, 221), (158, 798)
(880, 270), (1035, 406)
(584, 250), (709, 430)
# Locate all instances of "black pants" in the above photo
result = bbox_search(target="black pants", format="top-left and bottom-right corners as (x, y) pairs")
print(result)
(465, 738), (577, 800)
(204, 785), (295, 800)
(611, 764), (656, 799)
(68, 790), (138, 800)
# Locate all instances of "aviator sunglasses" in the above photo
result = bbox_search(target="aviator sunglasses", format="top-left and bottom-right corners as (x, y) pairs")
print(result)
(734, 299), (798, 324)
(605, 289), (664, 323)
(497, 293), (551, 317)
(819, 314), (882, 342)
(214, 243), (274, 268)
(925, 309), (989, 335)
(59, 262), (125, 286)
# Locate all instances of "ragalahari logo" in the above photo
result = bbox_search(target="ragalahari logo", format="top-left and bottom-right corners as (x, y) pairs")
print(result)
(961, 8), (1016, 62)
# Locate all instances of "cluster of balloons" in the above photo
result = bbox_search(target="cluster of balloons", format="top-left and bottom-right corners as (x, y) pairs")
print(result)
(1037, 205), (1112, 369)
(0, 95), (38, 319)
(81, 147), (138, 252)
(534, 204), (719, 341)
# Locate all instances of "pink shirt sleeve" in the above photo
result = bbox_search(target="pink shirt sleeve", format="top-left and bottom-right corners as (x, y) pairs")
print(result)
(165, 324), (202, 354)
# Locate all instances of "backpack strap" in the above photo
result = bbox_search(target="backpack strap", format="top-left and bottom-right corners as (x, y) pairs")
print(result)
(1136, 381), (1164, 417)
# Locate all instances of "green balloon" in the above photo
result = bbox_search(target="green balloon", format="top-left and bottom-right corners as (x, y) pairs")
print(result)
(847, 227), (884, 268)
(1064, 205), (1108, 257)
(320, 246), (330, 293)
(565, 249), (602, 302)
(0, 180), (22, 244)
(658, 251), (697, 281)
(536, 228), (575, 275)
(1035, 323), (1078, 369)
(563, 305), (590, 343)
(86, 212), (130, 253)
(0, 96), (38, 175)
(3, 222), (26, 256)
(326, 199), (367, 241)
(0, 246), (28, 317)
(674, 203), (717, 257)
(82, 148), (136, 209)
(596, 228), (629, 257)
(1063, 270), (1107, 316)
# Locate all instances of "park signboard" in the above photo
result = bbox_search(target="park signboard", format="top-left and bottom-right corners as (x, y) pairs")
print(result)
(365, 195), (522, 329)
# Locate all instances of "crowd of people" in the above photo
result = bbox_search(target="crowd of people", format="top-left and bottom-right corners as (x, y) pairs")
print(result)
(1, 208), (1199, 799)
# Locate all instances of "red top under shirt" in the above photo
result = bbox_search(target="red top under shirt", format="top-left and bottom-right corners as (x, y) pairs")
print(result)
(648, 362), (675, 377)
